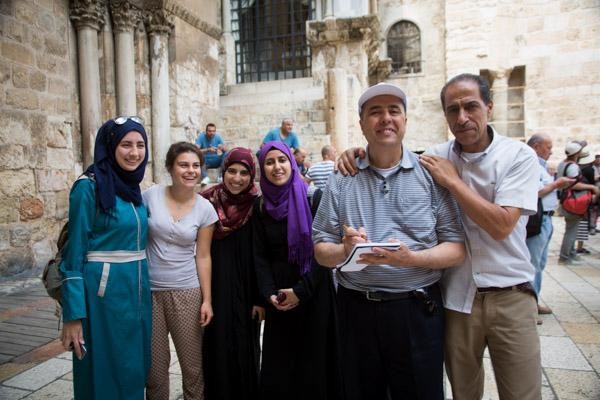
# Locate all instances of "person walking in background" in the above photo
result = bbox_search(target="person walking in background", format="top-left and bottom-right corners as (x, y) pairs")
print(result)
(201, 147), (263, 400)
(556, 141), (600, 264)
(253, 141), (341, 400)
(574, 150), (599, 255)
(60, 116), (152, 399)
(144, 142), (218, 399)
(525, 133), (574, 316)
(196, 123), (228, 185)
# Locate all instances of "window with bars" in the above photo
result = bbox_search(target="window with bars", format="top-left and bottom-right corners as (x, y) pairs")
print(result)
(387, 20), (422, 75)
(231, 0), (314, 83)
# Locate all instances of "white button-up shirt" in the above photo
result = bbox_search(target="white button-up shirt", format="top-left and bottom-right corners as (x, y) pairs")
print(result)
(538, 158), (559, 212)
(428, 127), (539, 313)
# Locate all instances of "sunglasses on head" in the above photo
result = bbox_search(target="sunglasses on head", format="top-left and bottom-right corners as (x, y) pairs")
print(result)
(114, 116), (144, 125)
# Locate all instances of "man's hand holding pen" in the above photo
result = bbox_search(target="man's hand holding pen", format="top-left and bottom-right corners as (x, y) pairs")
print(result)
(342, 224), (368, 256)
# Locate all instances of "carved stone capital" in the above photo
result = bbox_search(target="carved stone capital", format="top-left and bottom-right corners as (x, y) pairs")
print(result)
(373, 58), (392, 84)
(307, 15), (382, 76)
(110, 1), (142, 32)
(144, 7), (175, 36)
(70, 0), (106, 31)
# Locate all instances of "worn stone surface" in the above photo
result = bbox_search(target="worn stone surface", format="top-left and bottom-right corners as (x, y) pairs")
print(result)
(0, 170), (35, 197)
(2, 358), (71, 391)
(10, 226), (31, 248)
(18, 197), (44, 221)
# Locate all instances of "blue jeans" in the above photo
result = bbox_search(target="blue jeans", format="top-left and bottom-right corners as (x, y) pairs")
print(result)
(201, 154), (225, 178)
(526, 214), (553, 295)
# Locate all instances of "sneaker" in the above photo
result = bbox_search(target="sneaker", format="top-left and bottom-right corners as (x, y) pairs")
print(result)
(576, 248), (591, 254)
(201, 177), (210, 185)
(558, 257), (583, 265)
(537, 304), (552, 315)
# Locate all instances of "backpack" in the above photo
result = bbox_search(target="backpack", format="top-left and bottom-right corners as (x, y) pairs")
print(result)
(558, 161), (593, 216)
(41, 173), (95, 305)
(42, 222), (69, 304)
(560, 187), (592, 216)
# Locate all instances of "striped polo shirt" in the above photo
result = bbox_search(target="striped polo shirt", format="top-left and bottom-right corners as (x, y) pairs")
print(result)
(306, 160), (335, 190)
(312, 148), (464, 292)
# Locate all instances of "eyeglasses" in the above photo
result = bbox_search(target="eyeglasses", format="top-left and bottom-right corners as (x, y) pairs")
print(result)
(114, 116), (144, 125)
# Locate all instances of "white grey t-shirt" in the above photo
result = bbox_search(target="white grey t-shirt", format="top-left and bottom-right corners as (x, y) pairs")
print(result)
(143, 185), (218, 290)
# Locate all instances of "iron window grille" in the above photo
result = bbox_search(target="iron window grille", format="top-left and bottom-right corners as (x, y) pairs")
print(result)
(231, 0), (314, 83)
(387, 20), (422, 75)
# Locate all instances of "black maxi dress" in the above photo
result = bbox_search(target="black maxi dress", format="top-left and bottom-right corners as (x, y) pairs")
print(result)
(252, 198), (342, 400)
(203, 220), (262, 400)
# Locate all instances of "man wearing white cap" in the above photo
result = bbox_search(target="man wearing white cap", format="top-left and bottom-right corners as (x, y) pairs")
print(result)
(313, 83), (466, 399)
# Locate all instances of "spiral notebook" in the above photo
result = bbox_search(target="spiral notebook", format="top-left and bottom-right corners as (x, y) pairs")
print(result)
(336, 242), (401, 272)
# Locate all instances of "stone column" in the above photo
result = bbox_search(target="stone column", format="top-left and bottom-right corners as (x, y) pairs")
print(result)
(110, 1), (141, 116)
(491, 69), (511, 135)
(70, 0), (105, 168)
(327, 68), (348, 151)
(307, 16), (381, 145)
(145, 8), (174, 184)
(221, 0), (236, 87)
(324, 0), (334, 19)
(369, 0), (378, 15)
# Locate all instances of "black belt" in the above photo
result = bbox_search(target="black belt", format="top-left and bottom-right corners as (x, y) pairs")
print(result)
(477, 282), (535, 297)
(341, 284), (435, 302)
(542, 211), (554, 216)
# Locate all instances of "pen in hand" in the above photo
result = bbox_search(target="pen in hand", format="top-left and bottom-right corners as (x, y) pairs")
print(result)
(343, 225), (368, 240)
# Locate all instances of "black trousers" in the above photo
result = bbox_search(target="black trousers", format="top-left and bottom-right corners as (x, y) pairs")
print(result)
(336, 284), (445, 400)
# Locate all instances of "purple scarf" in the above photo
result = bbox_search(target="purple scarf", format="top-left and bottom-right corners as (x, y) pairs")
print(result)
(259, 141), (313, 274)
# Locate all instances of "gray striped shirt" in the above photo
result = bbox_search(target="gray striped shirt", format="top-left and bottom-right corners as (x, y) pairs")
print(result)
(312, 148), (464, 292)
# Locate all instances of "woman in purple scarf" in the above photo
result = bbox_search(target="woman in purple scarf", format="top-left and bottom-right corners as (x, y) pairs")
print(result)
(252, 141), (342, 400)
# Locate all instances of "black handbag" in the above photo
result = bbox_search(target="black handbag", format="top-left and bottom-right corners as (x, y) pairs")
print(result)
(526, 198), (544, 238)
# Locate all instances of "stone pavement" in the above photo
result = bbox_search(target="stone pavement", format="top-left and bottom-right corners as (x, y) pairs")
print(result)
(0, 216), (599, 399)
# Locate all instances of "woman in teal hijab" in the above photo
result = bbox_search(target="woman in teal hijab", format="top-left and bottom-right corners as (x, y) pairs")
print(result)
(60, 116), (152, 399)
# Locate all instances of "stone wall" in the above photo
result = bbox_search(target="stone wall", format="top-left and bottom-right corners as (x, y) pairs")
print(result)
(0, 0), (221, 276)
(219, 78), (329, 165)
(444, 0), (600, 164)
(378, 0), (448, 151)
(0, 0), (78, 275)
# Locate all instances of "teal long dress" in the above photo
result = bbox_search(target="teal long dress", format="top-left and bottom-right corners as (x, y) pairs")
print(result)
(60, 177), (152, 399)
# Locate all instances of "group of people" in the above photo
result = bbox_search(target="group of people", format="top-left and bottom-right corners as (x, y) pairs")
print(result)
(58, 114), (339, 399)
(58, 72), (587, 400)
(196, 118), (337, 195)
(525, 135), (599, 319)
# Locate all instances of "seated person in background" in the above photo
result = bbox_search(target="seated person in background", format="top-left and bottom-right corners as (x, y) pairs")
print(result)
(196, 123), (227, 185)
(294, 148), (310, 177)
(261, 118), (300, 151)
(306, 145), (337, 190)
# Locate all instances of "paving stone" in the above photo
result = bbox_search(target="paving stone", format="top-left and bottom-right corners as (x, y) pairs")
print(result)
(540, 336), (592, 371)
(0, 385), (30, 399)
(536, 315), (567, 337)
(562, 322), (600, 344)
(0, 361), (35, 382)
(2, 358), (71, 390)
(545, 369), (600, 400)
(550, 301), (597, 324)
(578, 343), (600, 372)
(21, 378), (71, 399)
(169, 373), (183, 399)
